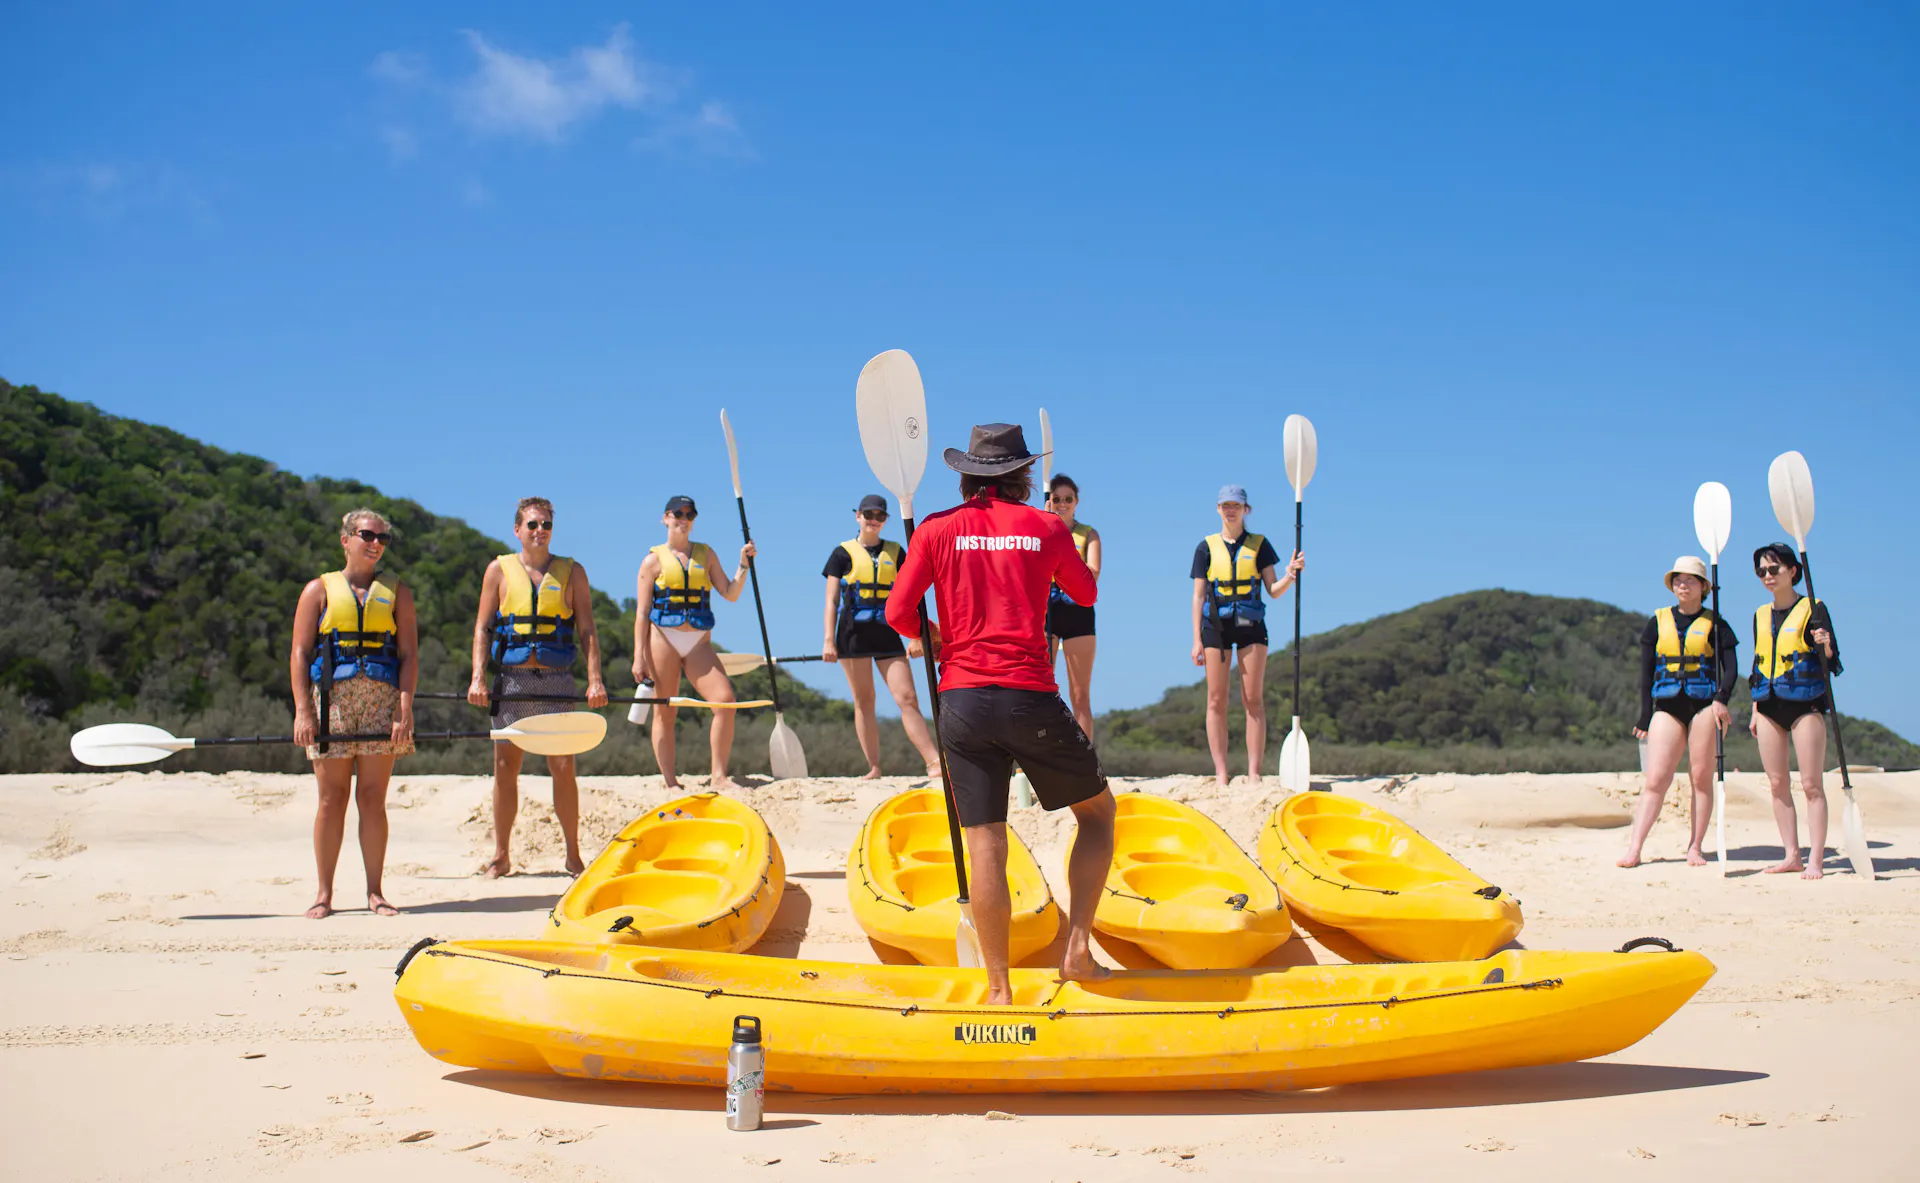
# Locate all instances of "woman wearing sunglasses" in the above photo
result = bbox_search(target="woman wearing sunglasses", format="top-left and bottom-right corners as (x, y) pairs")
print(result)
(1748, 542), (1842, 878)
(635, 495), (756, 789)
(289, 508), (417, 919)
(1617, 557), (1739, 869)
(1044, 474), (1101, 740)
(820, 494), (942, 778)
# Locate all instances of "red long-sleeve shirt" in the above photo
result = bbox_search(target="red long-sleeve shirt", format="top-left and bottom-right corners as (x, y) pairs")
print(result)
(886, 493), (1097, 692)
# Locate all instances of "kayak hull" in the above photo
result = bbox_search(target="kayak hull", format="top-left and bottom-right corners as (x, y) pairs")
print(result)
(849, 788), (1060, 966)
(1259, 793), (1522, 962)
(546, 793), (785, 953)
(1094, 793), (1292, 969)
(395, 940), (1714, 1094)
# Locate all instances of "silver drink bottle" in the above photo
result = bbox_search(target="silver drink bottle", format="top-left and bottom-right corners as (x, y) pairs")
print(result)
(627, 679), (655, 726)
(726, 1015), (764, 1131)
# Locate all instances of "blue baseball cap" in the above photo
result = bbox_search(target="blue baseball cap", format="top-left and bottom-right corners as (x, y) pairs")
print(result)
(1217, 484), (1250, 507)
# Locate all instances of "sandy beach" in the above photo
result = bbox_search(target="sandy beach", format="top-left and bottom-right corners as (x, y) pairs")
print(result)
(3, 768), (1914, 1181)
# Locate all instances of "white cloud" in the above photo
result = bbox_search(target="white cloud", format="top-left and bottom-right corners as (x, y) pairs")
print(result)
(370, 51), (427, 86)
(634, 100), (753, 158)
(380, 126), (418, 161)
(455, 23), (676, 142)
(4, 161), (209, 222)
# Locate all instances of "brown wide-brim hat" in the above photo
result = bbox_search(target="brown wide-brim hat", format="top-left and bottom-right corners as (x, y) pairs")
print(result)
(1664, 555), (1711, 591)
(943, 422), (1050, 477)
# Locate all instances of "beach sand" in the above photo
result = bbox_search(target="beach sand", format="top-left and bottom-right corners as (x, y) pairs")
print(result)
(3, 767), (1914, 1181)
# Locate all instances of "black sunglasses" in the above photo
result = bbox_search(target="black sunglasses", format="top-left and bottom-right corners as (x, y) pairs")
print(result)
(860, 511), (888, 522)
(352, 529), (393, 544)
(670, 510), (697, 521)
(521, 519), (554, 531)
(1757, 564), (1785, 576)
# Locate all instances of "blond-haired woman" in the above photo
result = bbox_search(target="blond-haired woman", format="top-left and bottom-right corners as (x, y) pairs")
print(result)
(290, 508), (417, 918)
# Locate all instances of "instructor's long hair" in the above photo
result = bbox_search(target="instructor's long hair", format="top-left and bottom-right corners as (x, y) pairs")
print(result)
(958, 464), (1035, 505)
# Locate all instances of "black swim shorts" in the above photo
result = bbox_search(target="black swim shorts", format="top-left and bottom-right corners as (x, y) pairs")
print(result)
(1045, 601), (1096, 641)
(936, 686), (1107, 827)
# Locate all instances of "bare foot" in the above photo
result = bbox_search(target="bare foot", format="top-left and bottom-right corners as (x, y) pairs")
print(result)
(925, 765), (942, 780)
(305, 899), (333, 920)
(564, 853), (586, 877)
(480, 855), (512, 879)
(1214, 776), (1231, 789)
(1685, 847), (1709, 867)
(367, 894), (400, 917)
(1616, 852), (1643, 868)
(1058, 954), (1112, 984)
(662, 776), (682, 790)
(1802, 866), (1824, 880)
(1763, 860), (1804, 874)
(1245, 773), (1263, 786)
(985, 986), (1014, 1006)
(861, 767), (884, 780)
(709, 775), (741, 792)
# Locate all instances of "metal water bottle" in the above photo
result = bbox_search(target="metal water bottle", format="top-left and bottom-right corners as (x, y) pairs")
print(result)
(725, 1015), (764, 1131)
(627, 679), (655, 726)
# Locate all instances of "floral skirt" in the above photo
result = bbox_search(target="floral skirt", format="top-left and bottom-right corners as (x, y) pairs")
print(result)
(306, 677), (414, 761)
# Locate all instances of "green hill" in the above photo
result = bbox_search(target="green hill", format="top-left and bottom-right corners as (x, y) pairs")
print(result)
(1099, 589), (1919, 774)
(4, 380), (1913, 777)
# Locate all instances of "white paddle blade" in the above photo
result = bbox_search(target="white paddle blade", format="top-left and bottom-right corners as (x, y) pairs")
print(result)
(856, 349), (929, 516)
(768, 714), (808, 780)
(1714, 778), (1727, 877)
(717, 651), (766, 676)
(69, 723), (193, 767)
(1278, 716), (1311, 792)
(496, 711), (607, 757)
(1283, 414), (1318, 500)
(955, 901), (985, 968)
(1692, 481), (1732, 560)
(1768, 450), (1814, 546)
(720, 409), (743, 498)
(1039, 407), (1053, 488)
(1841, 790), (1873, 880)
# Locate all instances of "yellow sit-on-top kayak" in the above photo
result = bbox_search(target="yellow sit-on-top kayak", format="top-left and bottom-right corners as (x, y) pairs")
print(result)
(545, 793), (785, 953)
(394, 936), (1713, 1094)
(1092, 793), (1292, 969)
(1258, 793), (1523, 962)
(848, 788), (1060, 966)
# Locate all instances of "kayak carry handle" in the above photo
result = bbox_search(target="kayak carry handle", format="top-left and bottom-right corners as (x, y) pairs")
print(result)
(1616, 936), (1681, 954)
(608, 916), (635, 934)
(1474, 885), (1503, 899)
(1226, 893), (1250, 911)
(395, 936), (442, 979)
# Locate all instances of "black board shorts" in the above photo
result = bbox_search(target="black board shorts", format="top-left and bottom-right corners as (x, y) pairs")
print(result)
(1754, 696), (1829, 731)
(1046, 600), (1096, 640)
(1200, 620), (1268, 651)
(836, 618), (907, 660)
(1652, 696), (1712, 727)
(936, 687), (1107, 827)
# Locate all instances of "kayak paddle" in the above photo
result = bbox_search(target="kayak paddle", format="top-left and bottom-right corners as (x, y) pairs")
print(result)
(69, 710), (609, 767)
(1278, 413), (1317, 792)
(1039, 407), (1053, 492)
(1768, 450), (1872, 880)
(722, 408), (808, 781)
(716, 652), (827, 676)
(415, 691), (773, 710)
(1692, 479), (1733, 876)
(855, 347), (982, 968)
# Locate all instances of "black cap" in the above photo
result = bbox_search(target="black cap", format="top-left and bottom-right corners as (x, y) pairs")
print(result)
(663, 495), (697, 514)
(856, 494), (888, 514)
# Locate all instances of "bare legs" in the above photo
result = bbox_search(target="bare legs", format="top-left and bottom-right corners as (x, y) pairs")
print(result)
(1756, 710), (1831, 878)
(487, 745), (586, 878)
(839, 656), (942, 777)
(1619, 710), (1717, 868)
(1060, 635), (1097, 742)
(649, 633), (740, 790)
(1203, 643), (1270, 786)
(841, 658), (885, 777)
(310, 754), (398, 917)
(964, 788), (1116, 1006)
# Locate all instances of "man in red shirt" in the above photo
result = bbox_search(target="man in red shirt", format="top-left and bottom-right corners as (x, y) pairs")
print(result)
(887, 423), (1114, 1004)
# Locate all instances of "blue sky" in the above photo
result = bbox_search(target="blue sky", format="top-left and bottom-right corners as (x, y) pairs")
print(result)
(4, 3), (1916, 740)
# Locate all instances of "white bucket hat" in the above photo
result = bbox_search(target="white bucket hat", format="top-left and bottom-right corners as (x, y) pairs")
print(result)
(1664, 555), (1711, 592)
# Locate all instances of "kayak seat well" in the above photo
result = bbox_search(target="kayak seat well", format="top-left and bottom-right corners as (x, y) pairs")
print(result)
(584, 870), (731, 920)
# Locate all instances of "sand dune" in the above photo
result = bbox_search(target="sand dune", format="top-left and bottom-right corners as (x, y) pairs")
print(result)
(3, 768), (1914, 1180)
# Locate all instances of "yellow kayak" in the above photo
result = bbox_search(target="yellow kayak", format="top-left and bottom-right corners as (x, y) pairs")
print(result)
(545, 793), (785, 953)
(394, 937), (1714, 1094)
(1093, 793), (1292, 969)
(848, 788), (1060, 966)
(1258, 793), (1523, 962)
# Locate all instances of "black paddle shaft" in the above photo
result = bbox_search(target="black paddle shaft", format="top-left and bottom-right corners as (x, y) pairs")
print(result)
(195, 728), (495, 748)
(733, 494), (785, 714)
(1797, 549), (1854, 792)
(902, 515), (970, 904)
(1293, 499), (1304, 720)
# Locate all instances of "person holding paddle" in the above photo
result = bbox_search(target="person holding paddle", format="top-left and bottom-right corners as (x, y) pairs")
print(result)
(1748, 541), (1842, 878)
(821, 494), (942, 779)
(1044, 474), (1101, 740)
(289, 508), (418, 919)
(467, 498), (609, 878)
(885, 423), (1115, 1006)
(1190, 486), (1304, 787)
(635, 495), (757, 790)
(1618, 556), (1739, 869)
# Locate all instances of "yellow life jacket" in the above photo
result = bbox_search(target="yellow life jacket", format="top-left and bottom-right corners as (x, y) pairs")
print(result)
(1651, 606), (1718, 700)
(1751, 597), (1826, 702)
(492, 554), (577, 669)
(311, 570), (400, 685)
(650, 543), (716, 630)
(839, 539), (903, 624)
(1204, 531), (1266, 623)
(1049, 522), (1094, 605)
